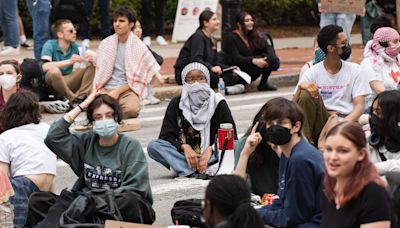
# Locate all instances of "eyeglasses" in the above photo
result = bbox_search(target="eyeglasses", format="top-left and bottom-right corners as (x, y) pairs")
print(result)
(185, 76), (207, 84)
(65, 28), (77, 34)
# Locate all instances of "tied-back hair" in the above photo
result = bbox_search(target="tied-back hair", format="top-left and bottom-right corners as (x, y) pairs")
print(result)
(235, 11), (266, 51)
(86, 94), (123, 125)
(323, 122), (386, 207)
(205, 175), (264, 228)
(0, 90), (41, 130)
(198, 10), (215, 30)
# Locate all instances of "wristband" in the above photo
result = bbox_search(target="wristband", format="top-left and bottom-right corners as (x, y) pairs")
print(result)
(77, 104), (84, 112)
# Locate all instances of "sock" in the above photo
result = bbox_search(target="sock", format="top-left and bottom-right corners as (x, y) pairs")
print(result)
(20, 35), (27, 44)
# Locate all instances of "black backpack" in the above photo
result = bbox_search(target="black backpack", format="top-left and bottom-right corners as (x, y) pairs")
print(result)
(171, 199), (206, 228)
(20, 58), (51, 101)
(51, 0), (87, 24)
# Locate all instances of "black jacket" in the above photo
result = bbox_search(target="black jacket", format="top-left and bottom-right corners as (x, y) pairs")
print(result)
(159, 96), (237, 152)
(174, 29), (226, 71)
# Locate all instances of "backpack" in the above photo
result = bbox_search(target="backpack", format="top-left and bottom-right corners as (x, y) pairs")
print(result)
(20, 58), (51, 101)
(171, 199), (206, 228)
(50, 0), (87, 24)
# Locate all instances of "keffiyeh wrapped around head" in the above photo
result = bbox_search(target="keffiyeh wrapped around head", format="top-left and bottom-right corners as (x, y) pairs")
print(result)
(179, 62), (224, 154)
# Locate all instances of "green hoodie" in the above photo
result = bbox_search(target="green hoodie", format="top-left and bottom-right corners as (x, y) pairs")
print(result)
(45, 118), (153, 204)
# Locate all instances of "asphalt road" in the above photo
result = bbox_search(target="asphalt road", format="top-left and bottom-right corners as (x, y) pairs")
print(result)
(48, 86), (295, 226)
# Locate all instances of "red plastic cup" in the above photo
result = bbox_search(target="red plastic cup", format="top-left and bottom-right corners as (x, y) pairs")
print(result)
(218, 123), (234, 150)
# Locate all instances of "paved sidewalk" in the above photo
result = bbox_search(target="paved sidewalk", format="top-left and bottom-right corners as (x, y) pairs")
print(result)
(0, 34), (365, 100)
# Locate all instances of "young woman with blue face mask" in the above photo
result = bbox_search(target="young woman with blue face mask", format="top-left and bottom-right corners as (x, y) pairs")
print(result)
(27, 93), (155, 226)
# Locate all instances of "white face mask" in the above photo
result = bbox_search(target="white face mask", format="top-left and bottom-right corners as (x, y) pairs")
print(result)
(0, 74), (17, 90)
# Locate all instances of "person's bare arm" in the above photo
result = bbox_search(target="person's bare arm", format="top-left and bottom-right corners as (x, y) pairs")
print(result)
(344, 96), (364, 122)
(0, 162), (10, 177)
(42, 54), (83, 72)
(370, 80), (385, 95)
(361, 221), (390, 228)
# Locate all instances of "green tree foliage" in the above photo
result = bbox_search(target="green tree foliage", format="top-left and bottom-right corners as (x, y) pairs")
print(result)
(17, 0), (316, 37)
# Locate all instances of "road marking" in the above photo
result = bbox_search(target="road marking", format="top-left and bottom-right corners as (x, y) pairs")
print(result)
(152, 178), (209, 195)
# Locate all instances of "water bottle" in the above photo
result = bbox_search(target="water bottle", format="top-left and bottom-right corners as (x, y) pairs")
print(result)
(218, 78), (225, 96)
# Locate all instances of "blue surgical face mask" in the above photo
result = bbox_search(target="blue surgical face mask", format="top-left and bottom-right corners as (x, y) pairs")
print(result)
(92, 119), (119, 137)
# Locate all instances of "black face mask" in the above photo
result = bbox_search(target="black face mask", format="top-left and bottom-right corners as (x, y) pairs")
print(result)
(266, 125), (292, 145)
(339, 43), (352, 60)
(369, 113), (383, 135)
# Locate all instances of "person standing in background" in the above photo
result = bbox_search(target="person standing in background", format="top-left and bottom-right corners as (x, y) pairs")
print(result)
(141, 0), (168, 46)
(79, 0), (111, 48)
(24, 0), (51, 60)
(0, 0), (19, 56)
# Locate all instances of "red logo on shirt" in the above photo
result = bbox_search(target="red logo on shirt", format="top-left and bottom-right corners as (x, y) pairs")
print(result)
(389, 70), (400, 83)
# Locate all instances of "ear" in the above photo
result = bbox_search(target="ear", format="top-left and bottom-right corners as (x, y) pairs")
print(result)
(326, 44), (336, 53)
(129, 22), (134, 30)
(16, 74), (22, 83)
(57, 31), (64, 39)
(291, 121), (301, 134)
(358, 148), (367, 162)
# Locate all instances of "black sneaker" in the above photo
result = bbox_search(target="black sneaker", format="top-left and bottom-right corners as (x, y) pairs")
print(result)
(257, 83), (277, 91)
(21, 41), (33, 50)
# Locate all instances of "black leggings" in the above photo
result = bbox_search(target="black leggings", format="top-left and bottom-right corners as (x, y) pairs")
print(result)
(26, 190), (155, 227)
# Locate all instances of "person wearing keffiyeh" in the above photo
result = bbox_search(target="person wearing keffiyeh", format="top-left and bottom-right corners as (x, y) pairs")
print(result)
(93, 6), (160, 119)
(147, 62), (237, 179)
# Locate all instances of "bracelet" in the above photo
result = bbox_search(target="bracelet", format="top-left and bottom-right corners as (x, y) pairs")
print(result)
(77, 104), (84, 112)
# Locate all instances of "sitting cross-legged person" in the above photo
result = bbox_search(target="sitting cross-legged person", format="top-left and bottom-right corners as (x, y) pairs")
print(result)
(26, 93), (155, 227)
(148, 62), (237, 179)
(293, 25), (370, 146)
(0, 91), (57, 228)
(41, 19), (95, 107)
(94, 6), (160, 118)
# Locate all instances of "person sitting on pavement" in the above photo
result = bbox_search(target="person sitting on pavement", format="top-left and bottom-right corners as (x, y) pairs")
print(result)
(174, 10), (233, 89)
(147, 62), (237, 179)
(368, 90), (400, 225)
(41, 19), (95, 107)
(221, 12), (280, 92)
(234, 101), (279, 197)
(0, 91), (57, 228)
(26, 93), (155, 226)
(321, 121), (391, 228)
(360, 27), (400, 109)
(293, 25), (370, 146)
(253, 97), (324, 227)
(133, 20), (162, 105)
(94, 6), (160, 118)
(202, 174), (265, 228)
(0, 60), (22, 114)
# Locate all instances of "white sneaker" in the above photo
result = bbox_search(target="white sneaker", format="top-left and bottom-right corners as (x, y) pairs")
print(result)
(156, 35), (168, 46)
(81, 39), (90, 49)
(148, 95), (160, 105)
(143, 36), (151, 46)
(0, 46), (19, 56)
(226, 84), (245, 95)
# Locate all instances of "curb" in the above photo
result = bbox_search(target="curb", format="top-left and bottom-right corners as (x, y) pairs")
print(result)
(152, 73), (299, 100)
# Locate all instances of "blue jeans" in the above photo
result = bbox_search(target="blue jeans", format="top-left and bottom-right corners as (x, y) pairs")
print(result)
(25, 0), (51, 59)
(320, 13), (356, 41)
(79, 0), (110, 39)
(148, 139), (216, 177)
(0, 0), (19, 48)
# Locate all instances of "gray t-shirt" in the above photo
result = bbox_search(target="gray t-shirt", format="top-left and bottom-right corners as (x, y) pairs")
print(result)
(105, 42), (128, 89)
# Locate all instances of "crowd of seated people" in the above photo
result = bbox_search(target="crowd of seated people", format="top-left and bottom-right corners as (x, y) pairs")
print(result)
(1, 5), (400, 228)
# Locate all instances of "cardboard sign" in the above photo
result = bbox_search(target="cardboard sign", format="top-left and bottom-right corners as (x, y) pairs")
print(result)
(171, 0), (218, 42)
(105, 220), (163, 228)
(320, 0), (365, 16)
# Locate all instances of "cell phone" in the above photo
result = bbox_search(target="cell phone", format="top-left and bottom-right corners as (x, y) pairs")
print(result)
(256, 120), (266, 133)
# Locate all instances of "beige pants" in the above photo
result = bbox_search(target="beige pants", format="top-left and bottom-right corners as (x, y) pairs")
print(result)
(103, 89), (141, 119)
(45, 65), (95, 102)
